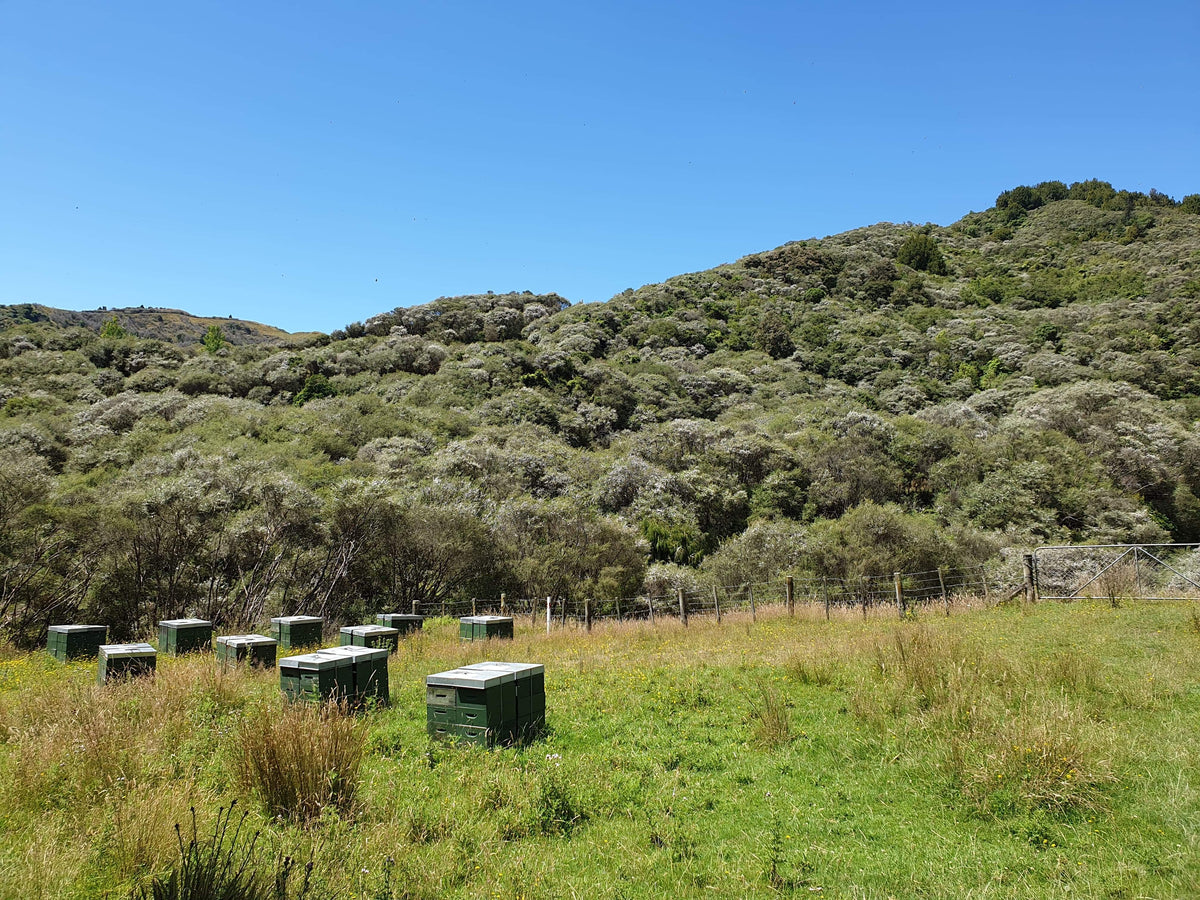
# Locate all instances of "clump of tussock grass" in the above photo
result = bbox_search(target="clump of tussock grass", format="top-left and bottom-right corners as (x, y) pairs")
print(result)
(751, 680), (793, 748)
(786, 647), (842, 686)
(1046, 649), (1102, 695)
(871, 624), (965, 713)
(947, 701), (1114, 816)
(235, 700), (365, 824)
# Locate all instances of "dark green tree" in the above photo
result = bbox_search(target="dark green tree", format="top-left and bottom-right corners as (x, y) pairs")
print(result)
(896, 232), (948, 275)
(755, 311), (795, 359)
(293, 373), (336, 406)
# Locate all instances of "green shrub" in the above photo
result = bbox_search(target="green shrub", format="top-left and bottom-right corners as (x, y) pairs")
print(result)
(896, 232), (948, 275)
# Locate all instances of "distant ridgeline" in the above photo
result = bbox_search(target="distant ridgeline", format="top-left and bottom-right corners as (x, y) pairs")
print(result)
(2, 179), (1200, 647)
(0, 303), (311, 346)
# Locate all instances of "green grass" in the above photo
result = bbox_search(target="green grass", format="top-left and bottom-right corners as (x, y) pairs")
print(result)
(1, 601), (1199, 898)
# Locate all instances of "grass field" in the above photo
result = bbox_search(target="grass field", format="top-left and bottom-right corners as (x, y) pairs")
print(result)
(1, 600), (1198, 899)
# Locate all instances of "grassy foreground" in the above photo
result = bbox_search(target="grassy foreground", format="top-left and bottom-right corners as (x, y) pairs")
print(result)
(1, 601), (1198, 899)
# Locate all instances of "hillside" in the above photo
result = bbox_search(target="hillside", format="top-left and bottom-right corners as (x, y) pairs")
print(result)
(0, 303), (316, 346)
(2, 179), (1200, 645)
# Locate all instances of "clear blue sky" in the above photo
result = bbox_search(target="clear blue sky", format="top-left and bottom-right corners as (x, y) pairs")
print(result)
(2, 1), (1197, 334)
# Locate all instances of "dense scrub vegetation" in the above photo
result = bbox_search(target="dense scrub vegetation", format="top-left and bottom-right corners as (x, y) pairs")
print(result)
(3, 180), (1200, 644)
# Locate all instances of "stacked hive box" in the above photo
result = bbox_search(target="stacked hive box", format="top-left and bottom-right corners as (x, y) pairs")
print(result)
(158, 618), (213, 655)
(376, 613), (424, 635)
(426, 661), (544, 747)
(339, 624), (400, 653)
(46, 625), (108, 661)
(279, 645), (389, 706)
(215, 634), (277, 669)
(97, 643), (157, 685)
(458, 615), (514, 641)
(472, 661), (546, 742)
(270, 615), (323, 650)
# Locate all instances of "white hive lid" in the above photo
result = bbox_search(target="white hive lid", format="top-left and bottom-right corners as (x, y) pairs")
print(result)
(472, 661), (544, 678)
(100, 642), (156, 658)
(342, 625), (399, 637)
(427, 667), (512, 689)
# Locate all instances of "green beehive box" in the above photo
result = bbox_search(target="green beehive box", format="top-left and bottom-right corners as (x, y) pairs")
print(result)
(428, 722), (493, 748)
(215, 634), (277, 669)
(321, 645), (390, 705)
(269, 615), (324, 650)
(376, 613), (424, 635)
(157, 618), (213, 656)
(47, 625), (108, 662)
(476, 616), (514, 640)
(280, 651), (345, 702)
(97, 643), (157, 685)
(467, 661), (545, 741)
(426, 667), (516, 744)
(459, 615), (514, 642)
(339, 625), (400, 653)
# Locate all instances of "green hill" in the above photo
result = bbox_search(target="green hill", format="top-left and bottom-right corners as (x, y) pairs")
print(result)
(2, 179), (1199, 645)
(0, 303), (317, 346)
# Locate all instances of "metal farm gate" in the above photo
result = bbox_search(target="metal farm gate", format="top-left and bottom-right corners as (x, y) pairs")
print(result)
(1032, 543), (1200, 602)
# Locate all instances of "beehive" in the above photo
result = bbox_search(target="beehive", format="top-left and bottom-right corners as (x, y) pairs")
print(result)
(215, 634), (277, 669)
(375, 613), (424, 635)
(458, 615), (514, 642)
(280, 650), (351, 703)
(46, 625), (108, 662)
(97, 643), (157, 685)
(470, 661), (546, 741)
(269, 615), (323, 649)
(426, 665), (524, 746)
(157, 618), (213, 655)
(325, 645), (390, 704)
(280, 645), (388, 706)
(339, 624), (400, 653)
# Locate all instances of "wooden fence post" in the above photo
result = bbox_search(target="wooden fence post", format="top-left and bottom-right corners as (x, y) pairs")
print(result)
(585, 598), (592, 632)
(678, 587), (687, 626)
(545, 596), (552, 634)
(648, 595), (655, 624)
(411, 599), (419, 616)
(749, 584), (756, 622)
(982, 569), (991, 605)
(894, 572), (905, 619)
(616, 596), (623, 622)
(938, 567), (949, 616)
(500, 592), (506, 615)
(822, 578), (830, 622)
(713, 585), (722, 623)
(471, 597), (477, 616)
(1022, 554), (1036, 604)
(786, 576), (795, 617)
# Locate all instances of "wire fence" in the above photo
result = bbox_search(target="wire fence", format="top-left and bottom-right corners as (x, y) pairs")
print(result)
(411, 564), (1007, 630)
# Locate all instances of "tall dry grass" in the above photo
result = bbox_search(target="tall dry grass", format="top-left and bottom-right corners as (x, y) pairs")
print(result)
(235, 700), (366, 824)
